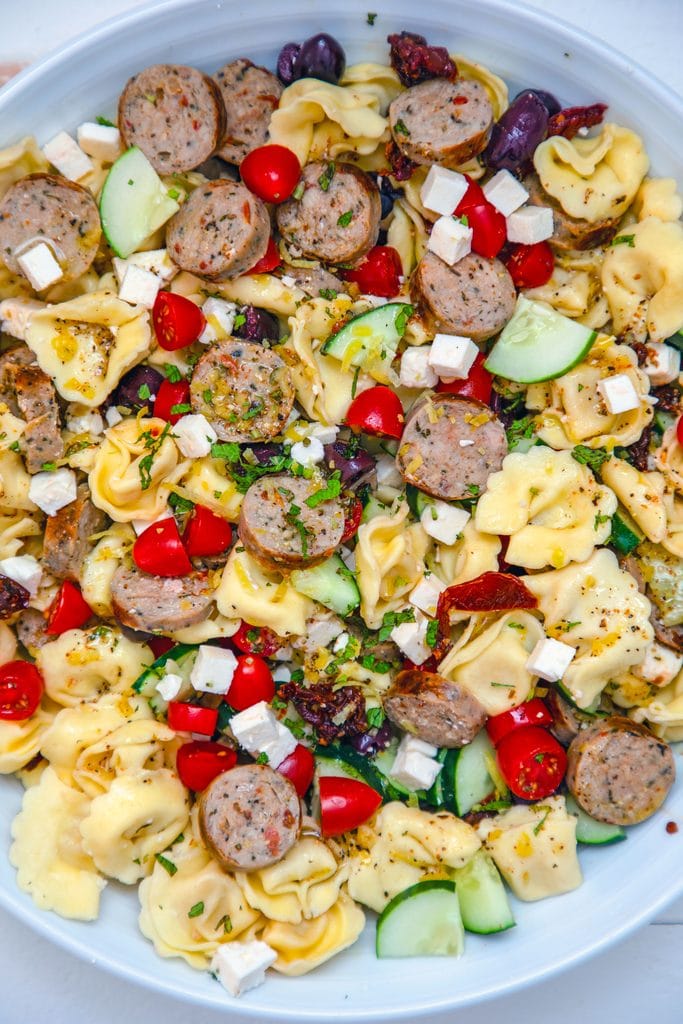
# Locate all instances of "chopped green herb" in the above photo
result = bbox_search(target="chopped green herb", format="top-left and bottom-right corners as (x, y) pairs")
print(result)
(292, 181), (305, 201)
(65, 438), (95, 456)
(337, 209), (354, 228)
(366, 706), (385, 729)
(256, 751), (269, 764)
(458, 214), (469, 227)
(534, 752), (546, 764)
(138, 383), (152, 400)
(243, 400), (264, 420)
(490, 681), (515, 689)
(507, 622), (525, 631)
(529, 486), (540, 497)
(425, 619), (439, 649)
(594, 512), (611, 529)
(170, 402), (192, 415)
(611, 234), (635, 247)
(318, 162), (335, 192)
(155, 853), (178, 876)
(378, 608), (415, 643)
(188, 901), (205, 918)
(360, 655), (392, 674)
(562, 620), (581, 631)
(210, 442), (291, 493)
(137, 422), (172, 490)
(290, 668), (305, 684)
(96, 115), (115, 127)
(533, 805), (552, 835)
(9, 440), (20, 452)
(202, 388), (213, 405)
(164, 363), (183, 383)
(271, 695), (287, 711)
(466, 484), (480, 497)
(286, 502), (311, 556)
(506, 415), (536, 446)
(167, 187), (180, 201)
(394, 119), (410, 136)
(394, 303), (413, 335)
(216, 914), (233, 934)
(319, 288), (338, 301)
(305, 471), (342, 508)
(284, 716), (306, 739)
(233, 312), (246, 329)
(168, 492), (194, 515)
(40, 461), (57, 472)
(471, 798), (512, 813)
(571, 445), (611, 471)
(366, 11), (377, 24)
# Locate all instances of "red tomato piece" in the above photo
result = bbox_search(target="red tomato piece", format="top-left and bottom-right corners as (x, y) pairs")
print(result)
(167, 701), (218, 736)
(402, 656), (439, 673)
(319, 776), (383, 837)
(496, 725), (567, 799)
(148, 636), (175, 660)
(438, 572), (537, 633)
(0, 661), (44, 721)
(232, 622), (281, 657)
(152, 291), (206, 351)
(504, 242), (554, 289)
(345, 385), (404, 439)
(240, 144), (301, 204)
(226, 655), (275, 711)
(277, 743), (315, 797)
(154, 378), (191, 425)
(133, 517), (192, 577)
(247, 237), (282, 275)
(486, 698), (553, 746)
(462, 202), (507, 259)
(176, 740), (237, 790)
(677, 415), (683, 448)
(340, 495), (363, 544)
(341, 245), (403, 298)
(435, 351), (492, 404)
(455, 175), (486, 212)
(183, 504), (233, 558)
(46, 581), (93, 635)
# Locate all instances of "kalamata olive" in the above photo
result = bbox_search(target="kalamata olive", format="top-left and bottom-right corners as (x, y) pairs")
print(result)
(521, 88), (561, 117)
(247, 443), (284, 465)
(277, 42), (301, 85)
(349, 718), (393, 756)
(324, 441), (376, 484)
(292, 33), (346, 85)
(111, 365), (165, 412)
(378, 175), (404, 220)
(233, 306), (280, 342)
(484, 90), (549, 173)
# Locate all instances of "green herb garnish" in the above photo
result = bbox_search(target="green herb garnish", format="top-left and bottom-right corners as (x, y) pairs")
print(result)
(571, 445), (611, 471)
(188, 902), (205, 918)
(305, 471), (342, 508)
(366, 706), (385, 728)
(611, 234), (635, 247)
(318, 162), (336, 192)
(367, 12), (377, 24)
(256, 751), (269, 764)
(394, 119), (410, 136)
(155, 853), (178, 876)
(378, 608), (415, 643)
(96, 115), (115, 127)
(319, 288), (338, 300)
(164, 363), (183, 383)
(425, 619), (439, 649)
(337, 210), (354, 228)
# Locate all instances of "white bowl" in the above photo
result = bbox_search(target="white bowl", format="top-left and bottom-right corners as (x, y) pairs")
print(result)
(1, 0), (682, 1018)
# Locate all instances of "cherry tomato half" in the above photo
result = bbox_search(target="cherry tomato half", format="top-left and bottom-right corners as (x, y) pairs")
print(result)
(346, 385), (404, 440)
(455, 175), (486, 212)
(277, 743), (315, 797)
(462, 203), (507, 259)
(319, 776), (382, 837)
(504, 242), (554, 289)
(152, 291), (206, 351)
(133, 517), (192, 577)
(677, 415), (683, 448)
(46, 581), (93, 635)
(176, 740), (237, 790)
(486, 698), (553, 746)
(232, 622), (281, 657)
(496, 725), (567, 800)
(0, 661), (44, 721)
(340, 495), (363, 544)
(341, 245), (403, 298)
(240, 144), (301, 204)
(247, 237), (282, 275)
(183, 504), (233, 558)
(167, 701), (218, 736)
(154, 378), (191, 425)
(226, 655), (275, 711)
(436, 351), (492, 404)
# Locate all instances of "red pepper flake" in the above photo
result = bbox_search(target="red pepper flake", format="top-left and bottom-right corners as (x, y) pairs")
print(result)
(387, 31), (458, 86)
(453, 95), (469, 105)
(437, 571), (538, 633)
(385, 139), (417, 181)
(547, 103), (608, 140)
(179, 94), (189, 107)
(192, 119), (201, 131)
(666, 820), (679, 834)
(242, 201), (252, 224)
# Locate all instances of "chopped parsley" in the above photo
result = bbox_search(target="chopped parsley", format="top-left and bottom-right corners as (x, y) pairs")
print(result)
(216, 914), (233, 934)
(471, 799), (512, 813)
(319, 288), (338, 300)
(210, 442), (291, 493)
(337, 210), (354, 228)
(155, 853), (178, 876)
(533, 806), (552, 835)
(594, 512), (611, 529)
(168, 492), (194, 516)
(290, 668), (305, 684)
(611, 234), (635, 247)
(164, 363), (183, 383)
(292, 181), (305, 201)
(360, 655), (392, 674)
(466, 483), (480, 497)
(318, 162), (336, 192)
(243, 399), (264, 420)
(394, 303), (413, 334)
(96, 115), (115, 126)
(351, 365), (361, 398)
(233, 312), (247, 330)
(271, 695), (288, 711)
(170, 402), (192, 415)
(394, 118), (410, 136)
(188, 902), (205, 918)
(366, 706), (385, 729)
(284, 716), (306, 739)
(40, 461), (57, 472)
(506, 414), (536, 447)
(507, 622), (525, 631)
(138, 383), (152, 400)
(305, 471), (342, 508)
(571, 444), (611, 471)
(202, 388), (214, 405)
(9, 440), (20, 452)
(256, 751), (269, 764)
(366, 12), (377, 24)
(458, 214), (469, 226)
(286, 502), (311, 556)
(562, 620), (581, 631)
(425, 619), (439, 649)
(137, 423), (172, 490)
(378, 608), (415, 643)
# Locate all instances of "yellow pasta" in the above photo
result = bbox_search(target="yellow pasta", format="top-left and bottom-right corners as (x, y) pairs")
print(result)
(355, 503), (429, 629)
(216, 546), (313, 637)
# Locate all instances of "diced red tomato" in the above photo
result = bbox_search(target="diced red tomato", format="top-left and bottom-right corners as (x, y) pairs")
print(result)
(402, 656), (439, 673)
(346, 385), (404, 439)
(341, 245), (403, 298)
(277, 743), (315, 797)
(340, 496), (363, 543)
(455, 175), (486, 212)
(504, 242), (554, 289)
(167, 701), (218, 736)
(319, 776), (383, 837)
(247, 237), (282, 275)
(46, 581), (93, 635)
(154, 378), (191, 425)
(152, 291), (206, 351)
(462, 203), (507, 259)
(496, 725), (567, 800)
(133, 517), (192, 577)
(0, 661), (44, 721)
(438, 572), (537, 633)
(435, 351), (492, 404)
(677, 415), (683, 448)
(232, 622), (281, 657)
(240, 144), (301, 204)
(486, 698), (553, 746)
(225, 655), (275, 711)
(176, 740), (237, 790)
(183, 505), (233, 558)
(148, 636), (175, 660)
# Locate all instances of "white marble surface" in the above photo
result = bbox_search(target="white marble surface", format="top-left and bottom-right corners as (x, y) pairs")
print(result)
(1, 0), (682, 1021)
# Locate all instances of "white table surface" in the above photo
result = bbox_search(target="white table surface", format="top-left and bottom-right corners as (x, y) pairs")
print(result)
(1, 0), (682, 1020)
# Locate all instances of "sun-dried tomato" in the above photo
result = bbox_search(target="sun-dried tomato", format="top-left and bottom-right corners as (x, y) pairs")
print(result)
(437, 572), (537, 633)
(652, 383), (682, 413)
(0, 577), (30, 620)
(547, 103), (608, 140)
(385, 139), (417, 181)
(279, 680), (368, 745)
(630, 341), (649, 367)
(628, 424), (654, 472)
(387, 31), (458, 87)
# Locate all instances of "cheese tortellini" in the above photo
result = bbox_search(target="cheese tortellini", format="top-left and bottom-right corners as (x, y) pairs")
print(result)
(174, 456), (244, 522)
(356, 503), (429, 629)
(429, 518), (501, 588)
(0, 703), (55, 774)
(79, 523), (135, 618)
(631, 671), (683, 742)
(36, 626), (153, 707)
(600, 456), (667, 544)
(262, 893), (365, 976)
(524, 248), (610, 330)
(655, 424), (683, 494)
(40, 693), (152, 779)
(634, 177), (683, 222)
(216, 546), (312, 637)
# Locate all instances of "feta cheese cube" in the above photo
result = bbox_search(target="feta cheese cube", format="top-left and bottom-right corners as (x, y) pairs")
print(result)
(597, 373), (641, 415)
(505, 205), (554, 245)
(76, 121), (122, 163)
(155, 672), (184, 702)
(173, 413), (218, 459)
(0, 554), (42, 596)
(263, 721), (298, 768)
(391, 612), (431, 665)
(190, 645), (238, 695)
(390, 734), (442, 790)
(17, 243), (63, 292)
(525, 636), (576, 682)
(302, 614), (342, 652)
(66, 408), (104, 435)
(105, 406), (123, 427)
(428, 333), (478, 380)
(401, 735), (438, 758)
(230, 700), (280, 752)
(132, 508), (172, 536)
(42, 131), (93, 181)
(28, 468), (77, 516)
(0, 297), (45, 341)
(290, 436), (325, 467)
(211, 940), (277, 998)
(375, 455), (404, 490)
(420, 500), (470, 546)
(427, 216), (473, 266)
(409, 573), (447, 617)
(333, 632), (350, 654)
(308, 422), (339, 445)
(420, 166), (469, 217)
(399, 346), (438, 389)
(118, 264), (161, 309)
(643, 343), (681, 387)
(482, 170), (529, 216)
(112, 248), (177, 286)
(633, 641), (683, 688)
(198, 297), (238, 344)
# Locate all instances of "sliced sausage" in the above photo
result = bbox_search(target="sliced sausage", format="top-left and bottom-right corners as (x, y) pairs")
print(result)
(276, 162), (381, 264)
(42, 483), (107, 583)
(15, 608), (50, 653)
(190, 338), (294, 442)
(397, 394), (507, 500)
(5, 363), (64, 474)
(545, 687), (582, 746)
(118, 64), (226, 175)
(281, 264), (345, 298)
(110, 565), (212, 633)
(384, 669), (487, 748)
(0, 174), (101, 282)
(621, 553), (683, 653)
(566, 715), (676, 825)
(0, 344), (36, 414)
(524, 173), (619, 252)
(199, 763), (301, 871)
(411, 250), (516, 343)
(166, 179), (270, 280)
(238, 473), (345, 571)
(388, 78), (493, 168)
(0, 576), (30, 619)
(214, 58), (283, 165)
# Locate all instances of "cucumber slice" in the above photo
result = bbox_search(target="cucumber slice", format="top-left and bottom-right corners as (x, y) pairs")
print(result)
(485, 296), (597, 384)
(406, 483), (431, 518)
(291, 554), (360, 616)
(609, 508), (643, 556)
(100, 146), (180, 258)
(321, 303), (413, 378)
(452, 851), (515, 934)
(132, 642), (198, 715)
(565, 795), (627, 845)
(654, 409), (677, 434)
(424, 747), (448, 808)
(311, 746), (386, 819)
(376, 880), (464, 958)
(445, 730), (509, 817)
(360, 495), (390, 523)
